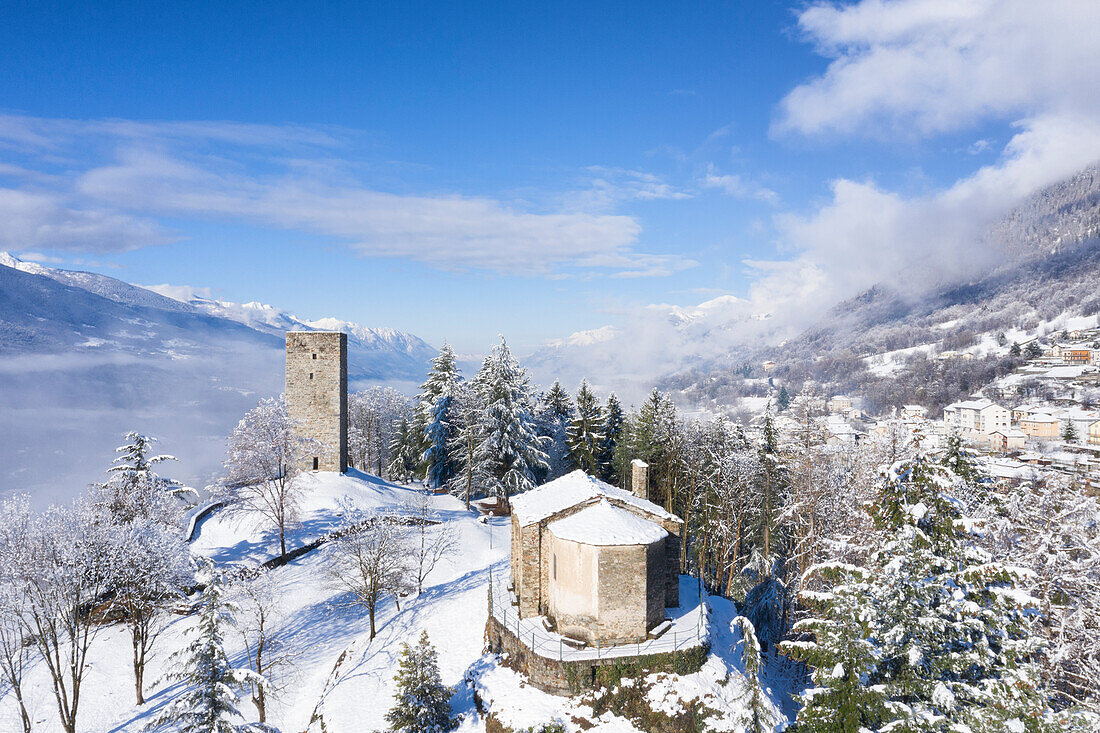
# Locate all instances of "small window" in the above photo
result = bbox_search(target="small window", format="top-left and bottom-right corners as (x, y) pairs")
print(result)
(552, 554), (557, 579)
(309, 372), (313, 379)
(312, 353), (317, 359)
(313, 457), (319, 470)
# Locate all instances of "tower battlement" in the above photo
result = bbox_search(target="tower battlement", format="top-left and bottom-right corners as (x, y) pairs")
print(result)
(285, 331), (348, 472)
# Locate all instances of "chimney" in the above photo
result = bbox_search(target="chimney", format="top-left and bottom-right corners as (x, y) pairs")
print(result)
(631, 459), (649, 501)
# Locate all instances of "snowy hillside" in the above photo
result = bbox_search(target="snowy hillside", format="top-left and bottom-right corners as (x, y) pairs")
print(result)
(661, 163), (1100, 414)
(0, 471), (795, 732)
(0, 254), (434, 503)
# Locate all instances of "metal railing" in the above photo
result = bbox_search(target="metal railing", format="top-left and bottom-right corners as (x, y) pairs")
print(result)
(488, 567), (709, 662)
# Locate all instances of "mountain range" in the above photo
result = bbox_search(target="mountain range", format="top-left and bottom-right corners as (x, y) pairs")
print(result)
(0, 253), (435, 503)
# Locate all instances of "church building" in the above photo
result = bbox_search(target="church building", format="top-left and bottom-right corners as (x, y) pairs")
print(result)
(509, 466), (682, 645)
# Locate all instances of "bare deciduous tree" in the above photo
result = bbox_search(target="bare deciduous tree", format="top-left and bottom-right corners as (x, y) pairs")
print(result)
(224, 396), (321, 557)
(232, 570), (298, 724)
(402, 491), (459, 595)
(18, 503), (116, 733)
(0, 494), (33, 733)
(111, 517), (192, 704)
(326, 513), (411, 640)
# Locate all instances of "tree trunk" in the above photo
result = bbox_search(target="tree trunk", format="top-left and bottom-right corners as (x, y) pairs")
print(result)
(12, 687), (30, 733)
(369, 605), (377, 639)
(132, 621), (146, 705)
(254, 686), (267, 723)
(279, 525), (286, 557)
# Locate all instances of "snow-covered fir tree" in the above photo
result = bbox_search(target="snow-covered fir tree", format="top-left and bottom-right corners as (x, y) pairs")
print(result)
(566, 379), (604, 475)
(415, 344), (461, 488)
(803, 439), (1049, 732)
(387, 416), (421, 482)
(445, 379), (488, 510)
(536, 380), (575, 481)
(597, 392), (624, 483)
(746, 408), (788, 579)
(384, 631), (456, 733)
(732, 616), (784, 733)
(91, 431), (195, 527)
(151, 561), (275, 733)
(474, 337), (548, 504)
(781, 561), (885, 732)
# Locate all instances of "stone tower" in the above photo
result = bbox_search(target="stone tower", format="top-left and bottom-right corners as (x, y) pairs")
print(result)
(285, 331), (348, 472)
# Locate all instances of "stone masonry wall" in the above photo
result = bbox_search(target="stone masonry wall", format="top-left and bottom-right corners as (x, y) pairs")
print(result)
(513, 498), (683, 618)
(595, 543), (649, 643)
(285, 331), (347, 472)
(485, 614), (707, 697)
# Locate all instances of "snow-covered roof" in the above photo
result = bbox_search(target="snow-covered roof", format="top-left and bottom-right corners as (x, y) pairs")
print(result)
(945, 398), (1004, 412)
(510, 470), (679, 527)
(1021, 414), (1060, 423)
(1044, 366), (1088, 379)
(548, 500), (668, 546)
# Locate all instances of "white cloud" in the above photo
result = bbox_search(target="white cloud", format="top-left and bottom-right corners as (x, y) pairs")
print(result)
(0, 115), (691, 277)
(533, 1), (1100, 393)
(776, 0), (1100, 138)
(700, 164), (778, 204)
(0, 187), (172, 253)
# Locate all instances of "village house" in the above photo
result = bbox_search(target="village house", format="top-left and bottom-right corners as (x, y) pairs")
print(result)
(508, 465), (682, 645)
(827, 395), (852, 413)
(900, 404), (927, 420)
(1090, 421), (1100, 446)
(942, 398), (1010, 438)
(1018, 413), (1061, 439)
(1063, 347), (1093, 364)
(986, 429), (1027, 452)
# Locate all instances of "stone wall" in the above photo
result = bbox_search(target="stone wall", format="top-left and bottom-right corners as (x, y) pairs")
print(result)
(285, 331), (347, 472)
(595, 543), (650, 643)
(512, 497), (683, 619)
(484, 614), (707, 697)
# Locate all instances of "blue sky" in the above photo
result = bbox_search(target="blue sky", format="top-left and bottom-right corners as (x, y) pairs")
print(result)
(2, 1), (1098, 354)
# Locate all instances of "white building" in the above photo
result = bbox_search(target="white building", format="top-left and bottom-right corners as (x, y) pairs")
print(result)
(942, 398), (1011, 438)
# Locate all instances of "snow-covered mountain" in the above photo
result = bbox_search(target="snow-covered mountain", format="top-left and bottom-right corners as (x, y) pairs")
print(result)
(0, 254), (435, 503)
(660, 164), (1100, 414)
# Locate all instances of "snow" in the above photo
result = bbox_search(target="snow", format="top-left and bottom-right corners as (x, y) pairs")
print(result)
(548, 501), (668, 546)
(474, 577), (796, 732)
(3, 470), (509, 732)
(510, 470), (679, 527)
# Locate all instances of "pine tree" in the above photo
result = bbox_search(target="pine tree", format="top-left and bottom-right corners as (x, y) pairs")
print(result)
(732, 616), (784, 733)
(93, 431), (195, 525)
(385, 631), (456, 733)
(566, 380), (604, 474)
(1062, 420), (1079, 443)
(1010, 341), (1022, 356)
(746, 408), (788, 579)
(388, 417), (420, 482)
(474, 337), (548, 504)
(868, 446), (1048, 732)
(151, 561), (274, 733)
(598, 393), (624, 483)
(416, 344), (461, 487)
(537, 380), (575, 481)
(776, 385), (791, 411)
(781, 563), (885, 732)
(783, 442), (1050, 732)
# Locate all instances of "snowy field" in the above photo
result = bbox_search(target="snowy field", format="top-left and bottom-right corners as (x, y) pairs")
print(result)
(1, 470), (796, 732)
